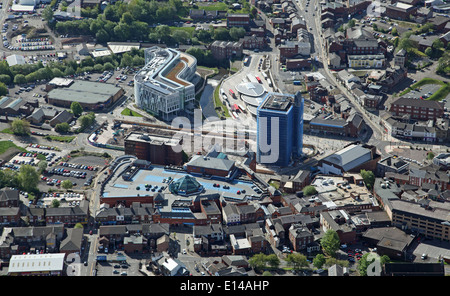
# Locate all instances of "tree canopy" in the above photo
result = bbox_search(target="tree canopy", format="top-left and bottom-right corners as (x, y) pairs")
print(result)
(320, 229), (341, 257)
(11, 119), (30, 136)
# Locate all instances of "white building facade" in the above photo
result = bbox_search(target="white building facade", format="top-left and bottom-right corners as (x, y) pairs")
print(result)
(134, 46), (197, 120)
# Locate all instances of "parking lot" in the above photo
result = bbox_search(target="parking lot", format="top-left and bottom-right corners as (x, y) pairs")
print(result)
(94, 253), (145, 277)
(402, 84), (442, 100)
(39, 155), (105, 191)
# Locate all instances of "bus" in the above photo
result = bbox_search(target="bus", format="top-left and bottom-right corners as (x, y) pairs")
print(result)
(243, 56), (250, 66)
(262, 72), (268, 80)
(229, 89), (236, 99)
(237, 104), (247, 113)
(255, 76), (262, 84)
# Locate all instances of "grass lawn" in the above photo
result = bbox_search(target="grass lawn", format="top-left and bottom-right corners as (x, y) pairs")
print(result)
(44, 135), (76, 143)
(0, 128), (14, 134)
(399, 78), (446, 96)
(196, 2), (229, 11)
(121, 108), (143, 117)
(428, 83), (450, 101)
(0, 140), (26, 155)
(269, 180), (280, 189)
(169, 26), (196, 37)
(213, 84), (231, 118)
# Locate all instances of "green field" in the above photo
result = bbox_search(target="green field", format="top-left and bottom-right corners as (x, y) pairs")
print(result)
(169, 26), (196, 37)
(121, 108), (143, 117)
(44, 135), (76, 143)
(196, 2), (229, 11)
(428, 83), (450, 101)
(214, 84), (231, 118)
(0, 140), (26, 155)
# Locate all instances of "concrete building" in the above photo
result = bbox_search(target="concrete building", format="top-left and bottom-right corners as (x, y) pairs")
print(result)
(318, 143), (380, 175)
(7, 253), (66, 276)
(134, 46), (197, 120)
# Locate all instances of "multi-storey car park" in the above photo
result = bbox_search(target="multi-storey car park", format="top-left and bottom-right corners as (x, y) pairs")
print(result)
(134, 46), (197, 121)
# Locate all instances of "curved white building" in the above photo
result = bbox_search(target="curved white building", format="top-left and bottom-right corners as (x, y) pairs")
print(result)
(235, 81), (267, 116)
(134, 46), (197, 120)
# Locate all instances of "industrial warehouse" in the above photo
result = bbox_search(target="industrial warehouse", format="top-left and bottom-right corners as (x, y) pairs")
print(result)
(45, 79), (125, 110)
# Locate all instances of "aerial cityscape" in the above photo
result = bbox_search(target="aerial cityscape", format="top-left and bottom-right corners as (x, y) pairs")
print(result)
(0, 0), (449, 279)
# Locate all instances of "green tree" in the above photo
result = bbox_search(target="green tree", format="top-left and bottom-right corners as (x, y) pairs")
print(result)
(52, 68), (64, 77)
(96, 29), (110, 43)
(391, 27), (398, 36)
(432, 39), (444, 50)
(172, 30), (190, 44)
(302, 185), (317, 196)
(266, 254), (280, 269)
(324, 257), (349, 268)
(14, 74), (27, 85)
(61, 179), (73, 190)
(285, 253), (309, 270)
(70, 101), (83, 117)
(42, 5), (54, 21)
(18, 165), (39, 193)
(11, 119), (30, 135)
(64, 66), (76, 76)
(55, 122), (71, 133)
(186, 47), (205, 65)
(398, 37), (418, 51)
(0, 169), (20, 188)
(0, 82), (7, 96)
(52, 199), (60, 208)
(120, 53), (133, 68)
(425, 47), (433, 57)
(347, 19), (356, 28)
(74, 223), (84, 229)
(37, 160), (47, 174)
(0, 74), (11, 85)
(320, 229), (340, 257)
(229, 27), (246, 41)
(436, 51), (450, 75)
(313, 254), (326, 269)
(360, 169), (375, 190)
(427, 151), (435, 160)
(120, 11), (134, 25)
(78, 112), (95, 130)
(249, 253), (267, 272)
(358, 253), (390, 276)
(213, 27), (231, 41)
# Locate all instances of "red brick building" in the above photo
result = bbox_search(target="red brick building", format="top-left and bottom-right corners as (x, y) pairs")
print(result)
(239, 35), (266, 50)
(389, 97), (445, 120)
(227, 13), (250, 29)
(289, 226), (314, 251)
(124, 132), (183, 166)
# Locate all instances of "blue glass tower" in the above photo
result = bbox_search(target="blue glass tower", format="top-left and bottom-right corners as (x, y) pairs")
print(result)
(256, 91), (304, 166)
